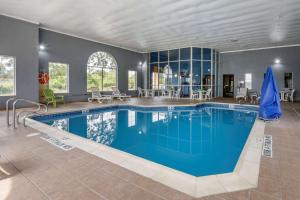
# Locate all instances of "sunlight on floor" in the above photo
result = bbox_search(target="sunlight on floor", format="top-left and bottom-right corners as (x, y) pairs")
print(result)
(0, 174), (12, 199)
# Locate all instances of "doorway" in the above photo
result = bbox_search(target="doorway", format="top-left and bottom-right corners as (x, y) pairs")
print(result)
(223, 74), (234, 97)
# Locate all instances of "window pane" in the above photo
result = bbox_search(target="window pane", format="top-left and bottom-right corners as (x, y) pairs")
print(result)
(203, 48), (211, 60)
(128, 70), (137, 90)
(150, 63), (159, 89)
(150, 52), (158, 63)
(202, 61), (211, 90)
(0, 55), (15, 96)
(49, 62), (68, 93)
(169, 49), (179, 61)
(159, 51), (168, 62)
(192, 48), (201, 60)
(87, 68), (102, 91)
(180, 61), (190, 97)
(192, 61), (201, 90)
(103, 68), (116, 91)
(245, 73), (252, 89)
(87, 51), (117, 91)
(169, 62), (179, 86)
(180, 48), (190, 60)
(159, 62), (168, 89)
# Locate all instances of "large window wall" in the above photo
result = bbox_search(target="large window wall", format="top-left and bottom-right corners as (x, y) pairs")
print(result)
(149, 47), (219, 97)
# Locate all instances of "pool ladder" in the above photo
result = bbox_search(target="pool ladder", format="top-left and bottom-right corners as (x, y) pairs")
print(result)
(6, 98), (48, 128)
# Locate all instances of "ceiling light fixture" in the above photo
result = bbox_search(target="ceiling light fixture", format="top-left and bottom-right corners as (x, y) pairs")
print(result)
(39, 44), (45, 50)
(274, 58), (281, 64)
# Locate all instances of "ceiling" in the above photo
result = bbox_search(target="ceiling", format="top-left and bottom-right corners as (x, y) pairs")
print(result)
(1, 0), (300, 53)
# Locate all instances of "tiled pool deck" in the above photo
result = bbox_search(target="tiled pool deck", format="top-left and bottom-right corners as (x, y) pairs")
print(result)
(0, 98), (299, 200)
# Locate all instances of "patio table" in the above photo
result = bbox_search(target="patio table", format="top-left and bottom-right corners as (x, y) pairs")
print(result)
(198, 90), (204, 100)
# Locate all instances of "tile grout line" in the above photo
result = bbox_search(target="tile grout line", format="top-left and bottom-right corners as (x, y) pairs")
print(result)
(251, 188), (283, 200)
(32, 146), (112, 200)
(1, 153), (52, 200)
(74, 165), (170, 200)
(75, 179), (112, 200)
(103, 169), (170, 200)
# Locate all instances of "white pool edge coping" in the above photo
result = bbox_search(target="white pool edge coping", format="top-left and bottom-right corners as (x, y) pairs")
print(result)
(25, 103), (264, 198)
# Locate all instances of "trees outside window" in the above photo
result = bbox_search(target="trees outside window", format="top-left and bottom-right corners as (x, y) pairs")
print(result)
(87, 52), (117, 91)
(0, 55), (15, 96)
(49, 62), (69, 93)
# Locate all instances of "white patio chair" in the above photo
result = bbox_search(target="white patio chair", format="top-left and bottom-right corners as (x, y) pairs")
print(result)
(287, 89), (295, 102)
(147, 89), (155, 97)
(172, 88), (181, 99)
(88, 87), (112, 103)
(161, 90), (169, 97)
(112, 87), (131, 101)
(236, 88), (248, 103)
(191, 90), (199, 99)
(249, 91), (259, 104)
(138, 87), (144, 97)
(204, 88), (212, 100)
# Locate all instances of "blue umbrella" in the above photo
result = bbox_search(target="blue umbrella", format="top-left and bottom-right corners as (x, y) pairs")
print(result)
(259, 66), (282, 120)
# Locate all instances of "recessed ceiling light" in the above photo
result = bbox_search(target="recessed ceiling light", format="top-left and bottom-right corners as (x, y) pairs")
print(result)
(274, 58), (281, 64)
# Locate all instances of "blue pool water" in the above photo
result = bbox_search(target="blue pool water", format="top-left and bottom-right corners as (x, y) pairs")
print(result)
(33, 104), (257, 176)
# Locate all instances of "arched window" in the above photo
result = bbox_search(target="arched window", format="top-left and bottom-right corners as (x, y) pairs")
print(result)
(87, 51), (117, 91)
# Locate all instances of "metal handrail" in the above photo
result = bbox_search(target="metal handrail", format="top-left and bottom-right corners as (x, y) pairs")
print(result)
(6, 97), (17, 126)
(21, 111), (44, 127)
(12, 99), (48, 128)
(16, 104), (48, 126)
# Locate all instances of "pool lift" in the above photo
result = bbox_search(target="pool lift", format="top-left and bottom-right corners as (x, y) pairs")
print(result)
(6, 98), (48, 129)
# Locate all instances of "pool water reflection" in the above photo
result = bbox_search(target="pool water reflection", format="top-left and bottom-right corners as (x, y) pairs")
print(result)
(40, 106), (257, 176)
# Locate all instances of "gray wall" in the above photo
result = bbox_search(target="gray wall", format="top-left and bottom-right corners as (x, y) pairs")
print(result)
(39, 29), (146, 102)
(219, 46), (300, 101)
(0, 15), (39, 109)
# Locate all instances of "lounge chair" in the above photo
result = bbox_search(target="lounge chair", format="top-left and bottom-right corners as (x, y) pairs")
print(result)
(88, 87), (112, 103)
(112, 87), (131, 101)
(43, 88), (64, 107)
(236, 88), (248, 103)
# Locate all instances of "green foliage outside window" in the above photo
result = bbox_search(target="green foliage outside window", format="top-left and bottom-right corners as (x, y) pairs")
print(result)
(87, 52), (117, 91)
(0, 55), (15, 96)
(49, 62), (68, 93)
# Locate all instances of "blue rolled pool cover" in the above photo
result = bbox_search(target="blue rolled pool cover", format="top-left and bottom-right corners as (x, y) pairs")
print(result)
(259, 66), (282, 120)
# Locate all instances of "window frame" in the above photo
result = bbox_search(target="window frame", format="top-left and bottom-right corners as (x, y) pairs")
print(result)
(87, 52), (118, 92)
(128, 70), (137, 91)
(0, 55), (16, 96)
(48, 62), (69, 94)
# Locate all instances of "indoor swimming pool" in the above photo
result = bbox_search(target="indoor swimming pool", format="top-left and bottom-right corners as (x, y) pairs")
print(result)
(32, 103), (258, 177)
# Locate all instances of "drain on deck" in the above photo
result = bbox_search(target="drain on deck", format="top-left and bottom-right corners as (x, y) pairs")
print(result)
(262, 135), (272, 158)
